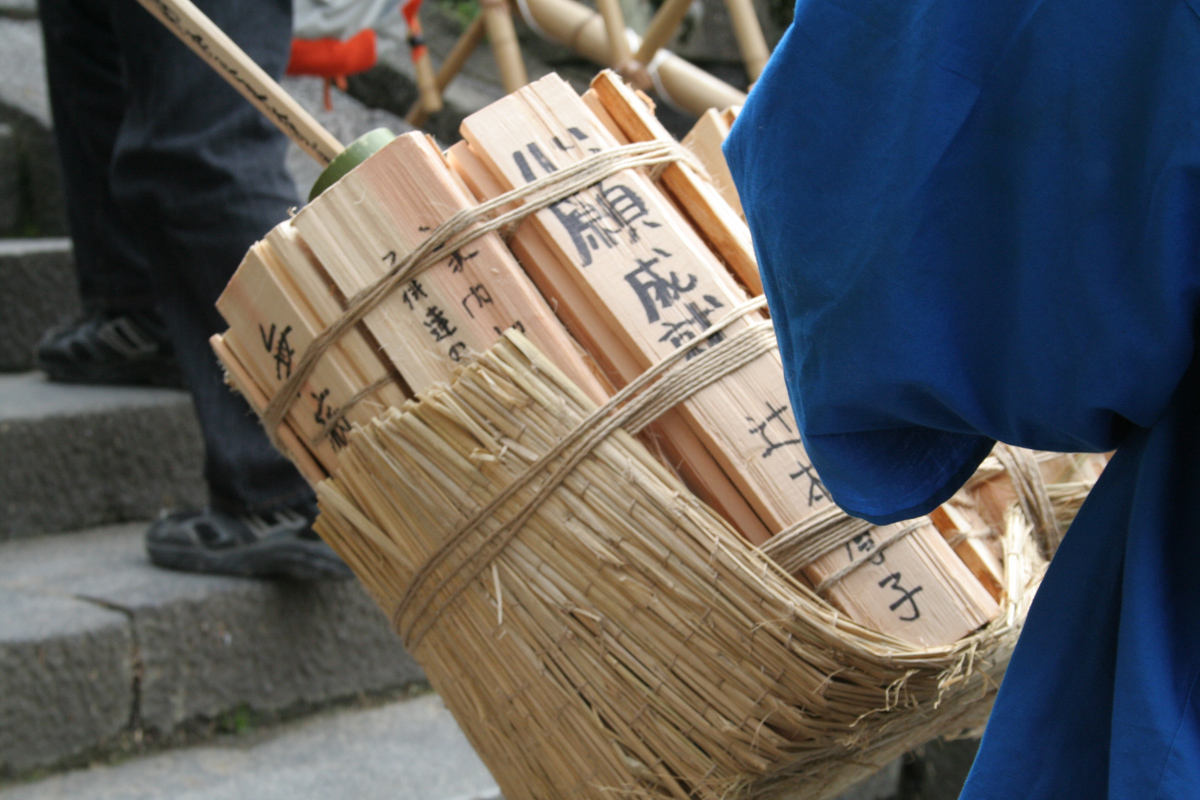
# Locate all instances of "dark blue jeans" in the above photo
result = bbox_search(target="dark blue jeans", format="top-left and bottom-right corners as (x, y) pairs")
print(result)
(39, 0), (314, 514)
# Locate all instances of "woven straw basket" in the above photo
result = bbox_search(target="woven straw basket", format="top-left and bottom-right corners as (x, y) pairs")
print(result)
(311, 327), (1082, 800)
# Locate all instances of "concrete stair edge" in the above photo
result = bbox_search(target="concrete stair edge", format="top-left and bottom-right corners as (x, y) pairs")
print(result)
(0, 523), (424, 779)
(0, 237), (78, 372)
(0, 372), (207, 540)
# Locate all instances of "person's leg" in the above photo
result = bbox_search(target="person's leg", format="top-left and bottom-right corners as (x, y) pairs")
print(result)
(99, 0), (345, 577)
(36, 0), (179, 386)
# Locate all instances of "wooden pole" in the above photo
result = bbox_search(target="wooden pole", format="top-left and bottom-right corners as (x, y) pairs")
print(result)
(479, 0), (529, 94)
(133, 0), (343, 165)
(403, 0), (445, 118)
(633, 0), (693, 73)
(514, 0), (746, 115)
(722, 0), (769, 81)
(407, 15), (488, 127)
(595, 0), (633, 70)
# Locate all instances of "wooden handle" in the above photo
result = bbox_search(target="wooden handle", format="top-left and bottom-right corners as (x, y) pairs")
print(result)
(407, 15), (486, 127)
(633, 0), (692, 69)
(723, 0), (769, 80)
(134, 0), (344, 165)
(480, 0), (529, 93)
(594, 0), (632, 69)
(414, 52), (444, 114)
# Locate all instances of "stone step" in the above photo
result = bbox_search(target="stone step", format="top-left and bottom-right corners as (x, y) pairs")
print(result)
(0, 0), (35, 20)
(0, 693), (498, 800)
(0, 373), (206, 540)
(0, 237), (78, 372)
(0, 15), (65, 238)
(0, 523), (422, 779)
(0, 523), (974, 798)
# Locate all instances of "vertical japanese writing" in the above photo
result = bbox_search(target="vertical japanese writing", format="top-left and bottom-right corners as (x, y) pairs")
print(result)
(878, 573), (923, 621)
(446, 248), (479, 274)
(747, 401), (804, 458)
(845, 531), (881, 564)
(841, 529), (923, 623)
(461, 284), (494, 319)
(401, 278), (428, 310)
(423, 307), (458, 341)
(259, 323), (294, 380)
(790, 459), (827, 507)
(311, 388), (353, 451)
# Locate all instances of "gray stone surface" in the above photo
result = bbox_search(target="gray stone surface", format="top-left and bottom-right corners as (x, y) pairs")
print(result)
(0, 0), (36, 20)
(0, 238), (79, 371)
(0, 18), (48, 128)
(0, 524), (423, 739)
(0, 589), (134, 775)
(0, 373), (206, 539)
(0, 124), (17, 235)
(899, 738), (980, 800)
(834, 759), (903, 800)
(0, 17), (65, 236)
(0, 695), (498, 800)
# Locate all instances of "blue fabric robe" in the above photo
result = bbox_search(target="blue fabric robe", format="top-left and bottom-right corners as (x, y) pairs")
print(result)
(724, 1), (1200, 797)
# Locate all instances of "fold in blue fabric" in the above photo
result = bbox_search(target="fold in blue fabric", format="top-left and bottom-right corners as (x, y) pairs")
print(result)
(725, 0), (1200, 796)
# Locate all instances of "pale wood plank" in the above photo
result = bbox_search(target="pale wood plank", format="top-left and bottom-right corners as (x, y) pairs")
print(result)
(588, 72), (759, 296)
(287, 132), (609, 405)
(928, 501), (1005, 603)
(457, 74), (998, 643)
(216, 243), (398, 471)
(209, 333), (327, 485)
(681, 107), (744, 219)
(447, 138), (772, 542)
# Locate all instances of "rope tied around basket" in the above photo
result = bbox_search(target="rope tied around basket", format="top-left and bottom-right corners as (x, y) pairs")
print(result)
(387, 349), (1068, 652)
(258, 138), (710, 453)
(393, 298), (777, 650)
(991, 444), (1064, 560)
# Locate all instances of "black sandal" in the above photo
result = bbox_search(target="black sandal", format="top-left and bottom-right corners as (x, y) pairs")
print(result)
(145, 505), (352, 580)
(35, 310), (183, 388)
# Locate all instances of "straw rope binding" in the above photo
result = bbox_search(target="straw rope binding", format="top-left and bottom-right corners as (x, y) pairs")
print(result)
(261, 138), (707, 453)
(310, 327), (1086, 800)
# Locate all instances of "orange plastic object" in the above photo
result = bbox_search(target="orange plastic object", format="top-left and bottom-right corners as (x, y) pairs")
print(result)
(401, 0), (427, 61)
(287, 30), (378, 108)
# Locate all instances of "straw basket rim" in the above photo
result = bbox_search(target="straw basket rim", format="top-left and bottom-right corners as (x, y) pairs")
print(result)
(312, 331), (1077, 800)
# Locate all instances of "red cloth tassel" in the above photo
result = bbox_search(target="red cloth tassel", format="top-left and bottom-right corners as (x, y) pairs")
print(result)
(287, 30), (378, 109)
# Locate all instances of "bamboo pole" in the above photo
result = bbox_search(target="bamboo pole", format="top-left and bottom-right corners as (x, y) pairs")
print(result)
(513, 0), (746, 115)
(403, 0), (445, 116)
(723, 0), (770, 81)
(133, 0), (343, 164)
(632, 0), (693, 74)
(406, 15), (487, 127)
(480, 0), (529, 93)
(595, 0), (633, 70)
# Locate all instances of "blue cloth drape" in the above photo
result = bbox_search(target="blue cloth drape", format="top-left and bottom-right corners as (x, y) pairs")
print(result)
(725, 0), (1200, 796)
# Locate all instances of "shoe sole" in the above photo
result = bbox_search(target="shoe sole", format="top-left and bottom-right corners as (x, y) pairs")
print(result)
(147, 539), (354, 581)
(39, 358), (184, 389)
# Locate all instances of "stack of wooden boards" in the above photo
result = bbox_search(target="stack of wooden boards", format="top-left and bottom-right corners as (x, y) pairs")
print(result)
(212, 70), (1101, 648)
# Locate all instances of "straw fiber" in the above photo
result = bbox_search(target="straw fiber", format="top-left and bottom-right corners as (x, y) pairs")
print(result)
(314, 330), (1071, 800)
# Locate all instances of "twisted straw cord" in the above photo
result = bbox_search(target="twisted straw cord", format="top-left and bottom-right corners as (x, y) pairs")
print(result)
(394, 298), (772, 650)
(261, 139), (705, 450)
(810, 520), (927, 596)
(992, 444), (1062, 560)
(759, 506), (872, 575)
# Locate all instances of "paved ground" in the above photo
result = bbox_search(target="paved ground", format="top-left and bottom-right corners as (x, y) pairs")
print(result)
(0, 695), (499, 800)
